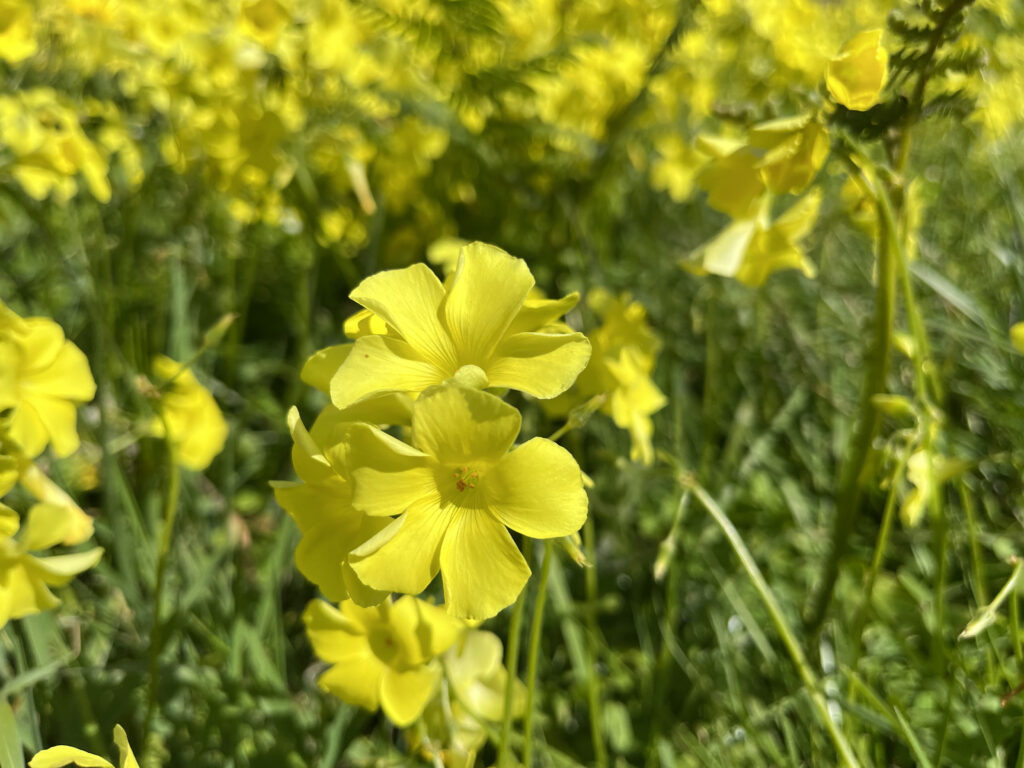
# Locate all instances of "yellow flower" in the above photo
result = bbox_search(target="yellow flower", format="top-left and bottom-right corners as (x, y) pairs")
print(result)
(826, 29), (889, 111)
(150, 356), (228, 471)
(684, 188), (822, 287)
(571, 290), (666, 465)
(0, 0), (37, 64)
(417, 629), (526, 767)
(304, 596), (464, 726)
(329, 243), (591, 410)
(1012, 322), (1024, 354)
(347, 384), (588, 620)
(271, 406), (394, 606)
(0, 301), (96, 459)
(29, 724), (139, 768)
(0, 459), (103, 630)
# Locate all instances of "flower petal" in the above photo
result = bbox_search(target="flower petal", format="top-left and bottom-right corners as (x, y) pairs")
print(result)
(350, 499), (452, 595)
(439, 509), (530, 620)
(29, 746), (114, 768)
(26, 548), (104, 584)
(303, 599), (367, 662)
(380, 664), (442, 727)
(389, 594), (464, 663)
(442, 243), (534, 362)
(350, 263), (457, 370)
(330, 335), (446, 410)
(486, 332), (591, 399)
(506, 292), (580, 336)
(301, 344), (352, 394)
(113, 725), (140, 768)
(484, 438), (587, 538)
(23, 340), (96, 402)
(411, 385), (520, 465)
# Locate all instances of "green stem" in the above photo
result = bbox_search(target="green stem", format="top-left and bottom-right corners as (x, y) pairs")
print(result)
(498, 541), (531, 768)
(584, 517), (609, 768)
(522, 542), (553, 767)
(142, 425), (182, 751)
(807, 188), (896, 634)
(683, 476), (863, 768)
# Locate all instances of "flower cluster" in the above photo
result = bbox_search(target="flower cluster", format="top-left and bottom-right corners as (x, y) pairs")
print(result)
(0, 301), (102, 630)
(278, 242), (591, 757)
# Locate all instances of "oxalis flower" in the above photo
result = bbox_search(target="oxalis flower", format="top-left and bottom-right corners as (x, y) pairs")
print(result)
(330, 242), (591, 410)
(29, 724), (138, 768)
(304, 595), (464, 727)
(347, 384), (588, 620)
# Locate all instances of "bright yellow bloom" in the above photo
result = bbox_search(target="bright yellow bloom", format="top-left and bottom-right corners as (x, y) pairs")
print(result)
(685, 188), (822, 287)
(347, 384), (588, 620)
(29, 724), (139, 768)
(150, 356), (228, 471)
(826, 29), (889, 111)
(330, 242), (591, 410)
(0, 301), (96, 459)
(0, 460), (103, 630)
(304, 596), (464, 726)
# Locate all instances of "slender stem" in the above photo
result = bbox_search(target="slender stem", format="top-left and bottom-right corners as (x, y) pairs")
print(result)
(683, 476), (863, 768)
(807, 188), (896, 633)
(142, 423), (182, 749)
(498, 541), (531, 767)
(522, 541), (553, 768)
(584, 516), (609, 768)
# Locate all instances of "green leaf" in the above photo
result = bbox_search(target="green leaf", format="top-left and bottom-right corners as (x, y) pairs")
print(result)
(0, 698), (24, 768)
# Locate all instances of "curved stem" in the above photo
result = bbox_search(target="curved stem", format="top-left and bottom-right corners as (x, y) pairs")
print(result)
(522, 541), (553, 768)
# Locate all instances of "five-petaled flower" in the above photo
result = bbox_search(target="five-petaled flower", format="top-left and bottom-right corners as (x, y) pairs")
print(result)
(330, 242), (591, 410)
(347, 384), (588, 620)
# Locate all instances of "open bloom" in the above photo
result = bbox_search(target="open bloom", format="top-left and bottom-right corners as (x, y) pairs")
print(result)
(347, 384), (588, 620)
(826, 29), (889, 111)
(329, 242), (591, 410)
(0, 301), (96, 458)
(0, 461), (103, 629)
(304, 596), (464, 726)
(29, 725), (138, 768)
(150, 355), (228, 471)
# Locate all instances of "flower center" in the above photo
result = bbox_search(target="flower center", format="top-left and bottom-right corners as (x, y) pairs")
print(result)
(451, 466), (479, 493)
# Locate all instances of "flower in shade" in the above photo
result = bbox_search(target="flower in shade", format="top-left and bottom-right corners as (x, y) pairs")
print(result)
(29, 724), (138, 768)
(346, 384), (588, 620)
(303, 596), (464, 726)
(0, 301), (96, 459)
(150, 355), (228, 471)
(329, 242), (590, 410)
(826, 29), (889, 111)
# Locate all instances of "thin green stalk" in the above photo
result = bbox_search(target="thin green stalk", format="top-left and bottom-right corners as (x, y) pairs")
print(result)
(583, 517), (608, 768)
(682, 476), (863, 768)
(960, 481), (989, 606)
(142, 423), (182, 750)
(807, 189), (896, 634)
(522, 542), (553, 768)
(498, 541), (531, 767)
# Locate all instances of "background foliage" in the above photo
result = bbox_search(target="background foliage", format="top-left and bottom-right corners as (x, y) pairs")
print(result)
(3, 0), (1024, 765)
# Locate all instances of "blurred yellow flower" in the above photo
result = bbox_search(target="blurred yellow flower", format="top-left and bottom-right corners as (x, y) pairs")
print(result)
(304, 595), (464, 726)
(0, 0), (37, 64)
(572, 290), (667, 465)
(29, 724), (138, 768)
(150, 356), (228, 471)
(348, 385), (588, 620)
(1012, 322), (1024, 354)
(416, 628), (526, 767)
(0, 461), (103, 630)
(685, 188), (822, 287)
(330, 242), (591, 410)
(0, 301), (96, 459)
(826, 29), (889, 111)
